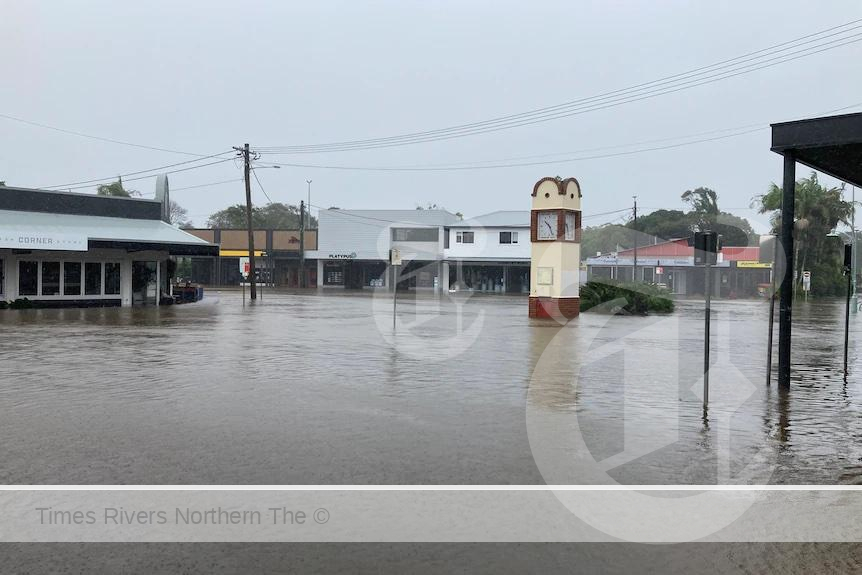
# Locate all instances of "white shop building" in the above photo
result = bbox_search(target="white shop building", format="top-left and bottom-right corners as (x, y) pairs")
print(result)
(308, 207), (531, 293)
(0, 184), (217, 307)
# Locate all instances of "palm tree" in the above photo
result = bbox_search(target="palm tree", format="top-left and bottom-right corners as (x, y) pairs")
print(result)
(756, 172), (852, 296)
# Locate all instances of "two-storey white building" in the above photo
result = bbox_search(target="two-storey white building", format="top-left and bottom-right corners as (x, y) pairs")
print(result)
(307, 208), (531, 293)
(308, 208), (461, 290)
(443, 210), (530, 293)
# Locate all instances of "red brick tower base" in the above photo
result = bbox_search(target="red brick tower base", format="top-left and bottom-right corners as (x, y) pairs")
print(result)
(529, 296), (580, 319)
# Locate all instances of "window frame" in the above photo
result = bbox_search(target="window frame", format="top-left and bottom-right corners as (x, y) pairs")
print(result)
(14, 258), (123, 299)
(499, 231), (519, 244)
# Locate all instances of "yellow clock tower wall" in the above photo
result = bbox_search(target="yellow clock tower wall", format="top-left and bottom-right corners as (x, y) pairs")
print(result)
(529, 177), (582, 319)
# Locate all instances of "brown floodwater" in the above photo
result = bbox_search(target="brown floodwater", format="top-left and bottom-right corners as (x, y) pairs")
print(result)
(0, 290), (859, 484)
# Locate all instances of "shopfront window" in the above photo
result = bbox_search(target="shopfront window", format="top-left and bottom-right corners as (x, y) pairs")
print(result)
(104, 262), (121, 295)
(85, 262), (102, 295)
(18, 261), (37, 296)
(392, 228), (438, 242)
(63, 262), (82, 295)
(323, 263), (345, 286)
(41, 262), (61, 295)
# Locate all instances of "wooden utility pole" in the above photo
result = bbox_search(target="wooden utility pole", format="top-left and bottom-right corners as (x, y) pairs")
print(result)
(235, 143), (257, 300)
(299, 200), (306, 288)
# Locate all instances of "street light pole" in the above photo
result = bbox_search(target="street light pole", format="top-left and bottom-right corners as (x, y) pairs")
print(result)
(306, 180), (312, 229)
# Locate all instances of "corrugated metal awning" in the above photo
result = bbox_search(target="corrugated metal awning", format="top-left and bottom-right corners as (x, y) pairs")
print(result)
(0, 209), (218, 256)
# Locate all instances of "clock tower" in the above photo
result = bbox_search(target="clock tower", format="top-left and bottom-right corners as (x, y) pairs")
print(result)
(529, 177), (582, 319)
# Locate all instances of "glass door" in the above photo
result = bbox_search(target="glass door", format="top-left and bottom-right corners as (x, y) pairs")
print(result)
(132, 261), (158, 305)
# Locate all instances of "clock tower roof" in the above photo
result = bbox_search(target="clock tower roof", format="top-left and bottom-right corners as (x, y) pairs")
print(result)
(531, 176), (581, 211)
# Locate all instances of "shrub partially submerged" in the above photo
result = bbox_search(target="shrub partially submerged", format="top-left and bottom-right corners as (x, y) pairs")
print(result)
(580, 281), (674, 315)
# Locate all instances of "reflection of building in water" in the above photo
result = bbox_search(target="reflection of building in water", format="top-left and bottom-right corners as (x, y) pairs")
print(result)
(586, 239), (771, 298)
(526, 323), (581, 411)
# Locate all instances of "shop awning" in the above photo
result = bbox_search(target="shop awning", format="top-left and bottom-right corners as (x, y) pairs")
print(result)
(219, 249), (265, 257)
(771, 112), (862, 187)
(0, 209), (218, 256)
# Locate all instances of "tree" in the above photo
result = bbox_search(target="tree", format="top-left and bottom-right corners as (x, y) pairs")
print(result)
(756, 172), (852, 296)
(206, 202), (317, 229)
(628, 209), (692, 240)
(170, 200), (192, 228)
(681, 187), (719, 228)
(679, 187), (755, 246)
(581, 224), (633, 259)
(96, 179), (139, 197)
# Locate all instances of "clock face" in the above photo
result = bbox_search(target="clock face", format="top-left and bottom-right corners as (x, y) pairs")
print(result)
(537, 211), (558, 240)
(565, 212), (575, 241)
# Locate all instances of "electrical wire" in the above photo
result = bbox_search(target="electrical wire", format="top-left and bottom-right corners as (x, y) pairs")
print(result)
(260, 29), (862, 154)
(261, 126), (766, 172)
(171, 178), (245, 191)
(61, 158), (236, 191)
(313, 203), (646, 229)
(251, 167), (273, 203)
(40, 151), (235, 189)
(0, 113), (216, 157)
(256, 22), (862, 153)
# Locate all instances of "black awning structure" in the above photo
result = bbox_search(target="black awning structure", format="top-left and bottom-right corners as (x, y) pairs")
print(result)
(88, 240), (219, 257)
(770, 112), (862, 388)
(772, 112), (862, 187)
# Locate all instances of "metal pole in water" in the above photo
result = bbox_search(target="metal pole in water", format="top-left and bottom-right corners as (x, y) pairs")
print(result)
(766, 234), (779, 386)
(778, 151), (796, 389)
(845, 270), (851, 377)
(845, 243), (853, 377)
(704, 262), (711, 407)
(393, 264), (398, 329)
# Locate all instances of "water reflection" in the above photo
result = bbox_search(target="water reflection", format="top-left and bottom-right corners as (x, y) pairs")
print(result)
(0, 292), (859, 484)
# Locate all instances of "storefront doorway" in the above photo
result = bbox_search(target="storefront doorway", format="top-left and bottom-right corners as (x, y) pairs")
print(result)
(132, 261), (158, 305)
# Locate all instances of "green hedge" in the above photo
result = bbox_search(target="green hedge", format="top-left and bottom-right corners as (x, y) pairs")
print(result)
(581, 280), (675, 315)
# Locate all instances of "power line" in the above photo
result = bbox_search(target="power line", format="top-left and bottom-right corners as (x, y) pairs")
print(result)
(259, 28), (862, 153)
(171, 178), (245, 191)
(262, 126), (767, 172)
(0, 112), (215, 157)
(256, 20), (862, 153)
(256, 99), (862, 173)
(313, 203), (640, 229)
(41, 151), (234, 189)
(251, 167), (273, 203)
(61, 158), (236, 191)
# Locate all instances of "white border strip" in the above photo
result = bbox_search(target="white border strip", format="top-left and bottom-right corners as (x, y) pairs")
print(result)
(1, 485), (860, 491)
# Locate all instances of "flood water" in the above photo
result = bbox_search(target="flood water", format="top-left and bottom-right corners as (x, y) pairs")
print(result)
(1, 289), (860, 485)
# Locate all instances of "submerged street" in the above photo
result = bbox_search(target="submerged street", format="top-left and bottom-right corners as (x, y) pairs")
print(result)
(1, 291), (860, 485)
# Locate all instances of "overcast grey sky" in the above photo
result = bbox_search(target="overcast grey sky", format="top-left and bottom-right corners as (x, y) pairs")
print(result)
(1, 1), (861, 231)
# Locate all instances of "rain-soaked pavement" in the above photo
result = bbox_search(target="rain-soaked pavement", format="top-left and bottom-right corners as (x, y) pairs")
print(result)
(1, 289), (860, 485)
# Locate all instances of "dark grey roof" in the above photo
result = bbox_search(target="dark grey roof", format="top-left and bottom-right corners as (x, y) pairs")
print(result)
(771, 112), (862, 188)
(0, 186), (163, 220)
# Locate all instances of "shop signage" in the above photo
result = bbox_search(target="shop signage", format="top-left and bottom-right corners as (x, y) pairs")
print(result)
(239, 256), (250, 278)
(736, 260), (772, 269)
(0, 232), (88, 251)
(328, 252), (357, 260)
